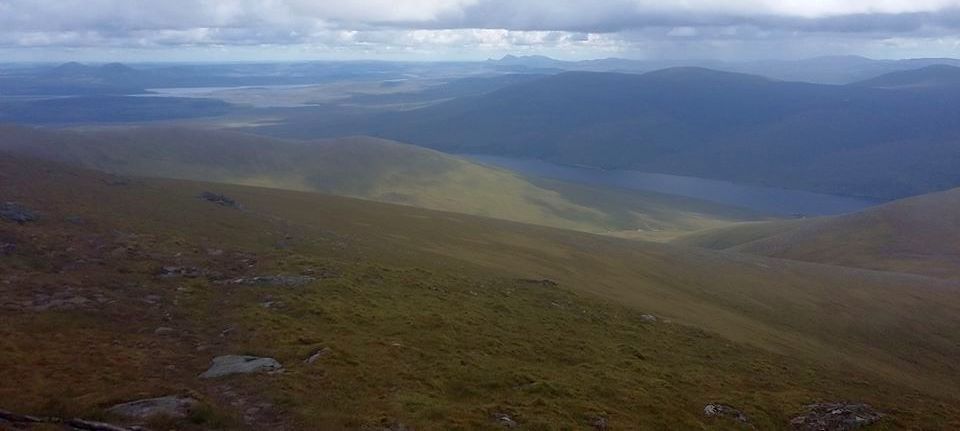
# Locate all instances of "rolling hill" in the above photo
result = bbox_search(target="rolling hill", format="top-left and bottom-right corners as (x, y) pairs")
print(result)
(305, 67), (960, 200)
(0, 125), (761, 238)
(853, 64), (960, 89)
(675, 187), (960, 279)
(3, 155), (960, 429)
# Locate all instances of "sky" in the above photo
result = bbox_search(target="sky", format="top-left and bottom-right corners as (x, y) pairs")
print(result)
(1, 0), (959, 62)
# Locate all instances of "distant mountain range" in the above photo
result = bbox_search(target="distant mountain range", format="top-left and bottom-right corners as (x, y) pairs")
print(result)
(325, 65), (960, 200)
(485, 54), (960, 84)
(3, 54), (960, 98)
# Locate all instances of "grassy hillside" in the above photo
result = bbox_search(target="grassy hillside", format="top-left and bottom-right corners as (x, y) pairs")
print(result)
(301, 67), (960, 200)
(0, 125), (762, 238)
(675, 188), (960, 279)
(3, 156), (960, 429)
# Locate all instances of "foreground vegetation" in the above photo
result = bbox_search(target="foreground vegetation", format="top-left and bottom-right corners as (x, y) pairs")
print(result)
(3, 156), (960, 429)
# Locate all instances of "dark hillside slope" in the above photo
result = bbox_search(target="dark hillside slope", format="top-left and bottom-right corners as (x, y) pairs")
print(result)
(0, 125), (761, 236)
(675, 187), (960, 279)
(324, 67), (960, 200)
(2, 156), (960, 429)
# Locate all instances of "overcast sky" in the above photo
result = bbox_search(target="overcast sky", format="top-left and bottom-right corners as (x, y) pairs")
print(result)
(1, 0), (959, 62)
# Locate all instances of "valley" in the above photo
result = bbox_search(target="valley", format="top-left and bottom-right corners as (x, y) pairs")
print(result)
(4, 49), (960, 431)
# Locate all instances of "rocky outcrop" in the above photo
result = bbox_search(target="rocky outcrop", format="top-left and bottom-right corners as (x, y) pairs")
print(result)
(199, 355), (283, 379)
(107, 395), (198, 420)
(790, 403), (883, 430)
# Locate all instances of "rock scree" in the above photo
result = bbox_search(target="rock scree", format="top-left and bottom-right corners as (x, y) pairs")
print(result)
(790, 403), (883, 430)
(106, 395), (198, 420)
(199, 355), (283, 379)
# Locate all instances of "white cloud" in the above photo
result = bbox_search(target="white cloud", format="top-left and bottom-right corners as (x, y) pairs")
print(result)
(0, 0), (959, 59)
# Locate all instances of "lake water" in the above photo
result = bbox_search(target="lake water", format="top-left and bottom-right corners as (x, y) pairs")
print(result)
(463, 155), (879, 216)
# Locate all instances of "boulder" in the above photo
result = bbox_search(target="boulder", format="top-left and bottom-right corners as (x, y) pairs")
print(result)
(790, 403), (883, 430)
(491, 412), (518, 428)
(106, 395), (198, 420)
(199, 355), (283, 379)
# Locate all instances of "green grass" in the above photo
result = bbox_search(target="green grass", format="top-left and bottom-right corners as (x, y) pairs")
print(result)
(674, 187), (960, 279)
(0, 125), (765, 239)
(2, 156), (960, 429)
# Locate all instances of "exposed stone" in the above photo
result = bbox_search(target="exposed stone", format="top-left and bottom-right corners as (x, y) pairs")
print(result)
(517, 278), (558, 288)
(0, 409), (42, 424)
(0, 202), (37, 224)
(68, 418), (139, 431)
(640, 314), (658, 323)
(223, 275), (317, 287)
(790, 403), (883, 430)
(154, 327), (175, 336)
(199, 355), (283, 379)
(704, 403), (749, 423)
(106, 395), (199, 420)
(26, 292), (91, 312)
(304, 347), (332, 364)
(199, 192), (241, 208)
(158, 266), (204, 279)
(491, 412), (518, 428)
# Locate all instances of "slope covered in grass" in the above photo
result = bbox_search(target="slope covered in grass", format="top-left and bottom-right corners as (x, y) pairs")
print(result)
(675, 188), (960, 279)
(2, 156), (960, 429)
(0, 124), (762, 238)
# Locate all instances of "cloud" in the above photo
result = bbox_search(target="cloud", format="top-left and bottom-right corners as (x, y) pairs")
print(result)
(0, 0), (958, 59)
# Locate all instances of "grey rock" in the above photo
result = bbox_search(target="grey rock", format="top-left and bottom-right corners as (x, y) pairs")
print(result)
(199, 192), (241, 209)
(0, 409), (42, 423)
(67, 418), (134, 431)
(106, 395), (198, 420)
(790, 403), (883, 430)
(0, 202), (37, 224)
(640, 314), (658, 322)
(158, 266), (204, 279)
(705, 403), (749, 423)
(199, 355), (283, 379)
(491, 412), (517, 428)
